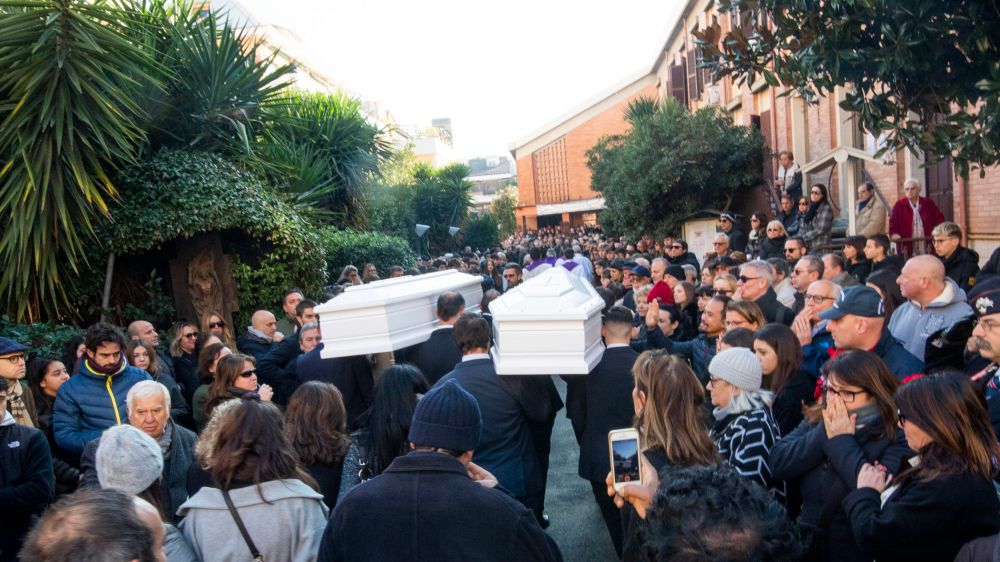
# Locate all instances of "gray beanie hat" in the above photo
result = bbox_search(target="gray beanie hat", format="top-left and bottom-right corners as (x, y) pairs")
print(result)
(408, 380), (482, 452)
(708, 347), (762, 391)
(96, 425), (163, 495)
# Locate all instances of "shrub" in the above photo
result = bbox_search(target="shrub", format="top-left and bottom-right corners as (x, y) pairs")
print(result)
(461, 213), (500, 251)
(0, 318), (83, 361)
(319, 228), (416, 280)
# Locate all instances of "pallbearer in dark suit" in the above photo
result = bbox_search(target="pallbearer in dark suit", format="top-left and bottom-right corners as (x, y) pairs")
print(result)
(433, 313), (552, 523)
(397, 292), (465, 386)
(578, 305), (640, 557)
(296, 342), (374, 431)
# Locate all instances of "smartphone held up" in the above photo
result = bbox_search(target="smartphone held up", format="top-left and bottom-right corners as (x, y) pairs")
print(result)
(608, 428), (642, 491)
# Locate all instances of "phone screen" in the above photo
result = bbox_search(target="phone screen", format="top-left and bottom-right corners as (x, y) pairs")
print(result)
(611, 438), (640, 484)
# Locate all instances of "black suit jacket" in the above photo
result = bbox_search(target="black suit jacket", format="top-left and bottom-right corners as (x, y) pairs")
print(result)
(257, 332), (303, 407)
(398, 327), (462, 386)
(436, 358), (551, 498)
(577, 346), (639, 482)
(296, 343), (374, 430)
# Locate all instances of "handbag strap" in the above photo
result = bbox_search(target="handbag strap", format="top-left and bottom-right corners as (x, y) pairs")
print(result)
(221, 489), (263, 562)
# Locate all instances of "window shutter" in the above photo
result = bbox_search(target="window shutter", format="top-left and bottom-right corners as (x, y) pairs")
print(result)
(670, 62), (687, 106)
(686, 48), (700, 102)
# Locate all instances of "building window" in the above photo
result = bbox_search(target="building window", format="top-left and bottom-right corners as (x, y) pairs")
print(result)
(532, 137), (570, 204)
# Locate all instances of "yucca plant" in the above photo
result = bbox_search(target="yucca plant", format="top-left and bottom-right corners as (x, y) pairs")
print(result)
(0, 0), (160, 321)
(257, 91), (391, 227)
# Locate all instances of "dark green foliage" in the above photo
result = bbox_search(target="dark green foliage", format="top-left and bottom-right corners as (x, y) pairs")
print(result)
(257, 91), (391, 227)
(0, 318), (83, 362)
(490, 187), (518, 239)
(0, 0), (160, 321)
(319, 228), (416, 280)
(410, 163), (473, 254)
(462, 214), (501, 251)
(696, 0), (1000, 179)
(587, 97), (765, 238)
(98, 149), (326, 319)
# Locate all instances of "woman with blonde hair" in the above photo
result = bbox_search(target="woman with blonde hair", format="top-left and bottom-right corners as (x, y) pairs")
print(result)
(760, 220), (788, 260)
(200, 311), (237, 351)
(608, 351), (720, 557)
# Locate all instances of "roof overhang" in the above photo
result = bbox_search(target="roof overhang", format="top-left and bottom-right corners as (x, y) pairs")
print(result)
(536, 197), (605, 217)
(799, 146), (881, 174)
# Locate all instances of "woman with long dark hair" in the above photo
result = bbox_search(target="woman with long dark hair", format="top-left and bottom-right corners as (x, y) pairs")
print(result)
(337, 364), (429, 501)
(178, 399), (328, 562)
(754, 324), (816, 436)
(843, 235), (871, 282)
(204, 353), (272, 420)
(865, 268), (905, 323)
(26, 357), (78, 495)
(846, 373), (1000, 561)
(190, 343), (231, 431)
(801, 183), (834, 251)
(746, 211), (768, 259)
(769, 350), (910, 561)
(61, 334), (86, 376)
(286, 382), (351, 509)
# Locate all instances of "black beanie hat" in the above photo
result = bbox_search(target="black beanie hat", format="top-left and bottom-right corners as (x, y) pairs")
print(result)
(408, 380), (482, 452)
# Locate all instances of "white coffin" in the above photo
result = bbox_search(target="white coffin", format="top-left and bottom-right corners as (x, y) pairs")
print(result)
(490, 266), (605, 375)
(314, 270), (483, 358)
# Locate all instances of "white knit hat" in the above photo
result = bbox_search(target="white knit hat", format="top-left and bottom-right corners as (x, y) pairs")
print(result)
(708, 347), (762, 391)
(96, 425), (163, 495)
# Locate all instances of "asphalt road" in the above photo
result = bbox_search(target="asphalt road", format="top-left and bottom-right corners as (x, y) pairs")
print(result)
(543, 377), (620, 561)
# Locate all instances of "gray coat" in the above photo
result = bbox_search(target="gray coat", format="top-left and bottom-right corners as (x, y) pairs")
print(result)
(178, 479), (328, 562)
(888, 279), (974, 361)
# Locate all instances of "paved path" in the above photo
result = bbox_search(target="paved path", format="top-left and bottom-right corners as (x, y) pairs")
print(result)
(543, 377), (619, 561)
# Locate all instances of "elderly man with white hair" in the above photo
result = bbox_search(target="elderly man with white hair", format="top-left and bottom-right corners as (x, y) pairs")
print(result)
(78, 381), (197, 523)
(889, 254), (973, 361)
(734, 260), (794, 326)
(889, 177), (945, 258)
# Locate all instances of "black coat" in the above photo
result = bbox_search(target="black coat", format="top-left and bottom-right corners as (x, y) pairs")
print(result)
(844, 469), (1000, 562)
(436, 358), (550, 499)
(236, 331), (273, 362)
(847, 259), (872, 283)
(79, 420), (196, 523)
(306, 460), (344, 510)
(941, 246), (980, 293)
(578, 346), (639, 482)
(981, 246), (1000, 282)
(753, 287), (795, 326)
(770, 420), (910, 562)
(0, 422), (54, 562)
(667, 252), (700, 270)
(257, 332), (303, 406)
(870, 254), (904, 276)
(296, 343), (374, 430)
(397, 327), (462, 386)
(317, 452), (562, 562)
(727, 227), (749, 253)
(759, 235), (787, 260)
(770, 369), (816, 437)
(151, 371), (190, 425)
(172, 352), (198, 407)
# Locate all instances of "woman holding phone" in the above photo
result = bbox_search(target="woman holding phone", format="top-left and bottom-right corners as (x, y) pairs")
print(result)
(606, 350), (720, 559)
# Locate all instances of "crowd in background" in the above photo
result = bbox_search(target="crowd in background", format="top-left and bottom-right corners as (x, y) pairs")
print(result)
(6, 175), (1000, 561)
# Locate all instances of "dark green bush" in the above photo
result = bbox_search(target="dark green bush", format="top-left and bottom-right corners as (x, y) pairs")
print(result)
(461, 213), (500, 250)
(319, 228), (416, 280)
(0, 318), (83, 361)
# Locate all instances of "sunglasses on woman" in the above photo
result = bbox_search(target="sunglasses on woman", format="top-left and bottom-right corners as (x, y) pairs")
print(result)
(208, 321), (225, 329)
(239, 368), (257, 378)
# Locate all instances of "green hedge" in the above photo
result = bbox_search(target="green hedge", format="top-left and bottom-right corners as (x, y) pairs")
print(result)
(319, 228), (416, 280)
(0, 318), (82, 361)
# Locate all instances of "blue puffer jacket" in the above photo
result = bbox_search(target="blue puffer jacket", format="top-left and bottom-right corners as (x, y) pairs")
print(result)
(53, 360), (150, 455)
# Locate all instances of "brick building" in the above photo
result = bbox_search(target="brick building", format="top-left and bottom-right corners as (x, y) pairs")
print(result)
(510, 73), (658, 231)
(513, 0), (1000, 261)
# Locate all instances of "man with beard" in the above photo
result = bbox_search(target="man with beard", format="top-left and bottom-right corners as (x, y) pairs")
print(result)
(642, 295), (728, 383)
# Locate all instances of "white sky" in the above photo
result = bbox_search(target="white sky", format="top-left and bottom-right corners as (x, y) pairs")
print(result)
(235, 0), (685, 160)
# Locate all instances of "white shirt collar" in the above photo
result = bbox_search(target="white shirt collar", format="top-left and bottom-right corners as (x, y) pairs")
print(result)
(606, 343), (630, 349)
(462, 353), (491, 362)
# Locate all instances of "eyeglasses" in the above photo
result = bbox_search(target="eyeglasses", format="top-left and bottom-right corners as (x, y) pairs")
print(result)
(182, 332), (199, 339)
(713, 242), (726, 246)
(821, 384), (865, 404)
(976, 318), (999, 333)
(784, 248), (799, 254)
(670, 245), (683, 250)
(737, 275), (760, 284)
(805, 293), (835, 304)
(239, 369), (257, 378)
(714, 289), (733, 296)
(766, 228), (780, 232)
(1, 354), (25, 364)
(810, 190), (822, 195)
(208, 321), (225, 329)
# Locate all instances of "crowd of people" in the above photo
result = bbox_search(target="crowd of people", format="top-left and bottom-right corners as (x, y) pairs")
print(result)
(6, 175), (1000, 561)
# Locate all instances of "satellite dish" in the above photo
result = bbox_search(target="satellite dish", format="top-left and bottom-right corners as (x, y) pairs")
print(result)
(448, 226), (460, 237)
(415, 224), (430, 236)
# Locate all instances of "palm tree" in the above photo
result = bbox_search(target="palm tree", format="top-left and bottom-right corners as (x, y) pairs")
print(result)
(0, 0), (160, 321)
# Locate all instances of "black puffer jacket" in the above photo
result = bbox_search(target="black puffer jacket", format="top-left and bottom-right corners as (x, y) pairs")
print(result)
(940, 246), (980, 293)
